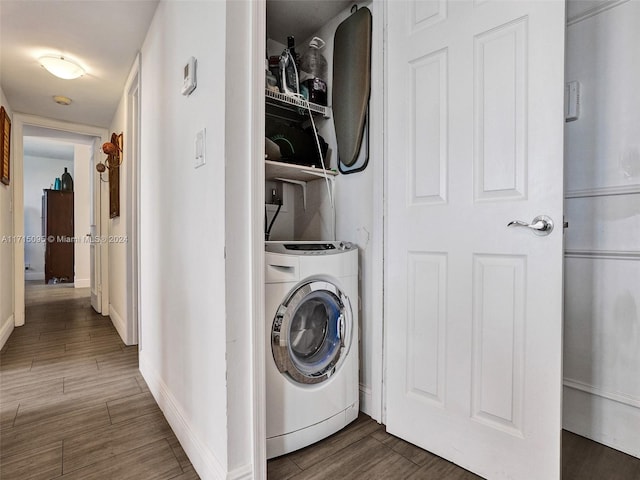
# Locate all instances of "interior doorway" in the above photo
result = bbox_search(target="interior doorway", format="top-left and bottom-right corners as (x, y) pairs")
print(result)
(22, 129), (95, 288)
(11, 114), (109, 327)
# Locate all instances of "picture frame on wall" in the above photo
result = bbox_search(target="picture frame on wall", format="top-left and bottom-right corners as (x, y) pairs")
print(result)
(108, 132), (122, 218)
(0, 106), (10, 186)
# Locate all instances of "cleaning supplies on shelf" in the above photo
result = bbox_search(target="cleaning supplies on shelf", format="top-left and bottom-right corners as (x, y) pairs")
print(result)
(300, 37), (328, 105)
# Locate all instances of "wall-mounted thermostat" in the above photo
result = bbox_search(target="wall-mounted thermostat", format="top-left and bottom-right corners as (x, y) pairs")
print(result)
(565, 81), (580, 122)
(182, 56), (197, 96)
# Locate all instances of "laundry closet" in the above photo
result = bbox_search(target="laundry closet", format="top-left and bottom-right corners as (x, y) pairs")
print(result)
(262, 0), (383, 461)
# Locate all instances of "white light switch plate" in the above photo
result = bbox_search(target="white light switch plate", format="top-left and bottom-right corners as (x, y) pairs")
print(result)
(195, 128), (206, 168)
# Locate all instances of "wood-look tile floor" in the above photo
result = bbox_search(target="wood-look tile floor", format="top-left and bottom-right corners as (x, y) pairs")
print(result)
(4, 284), (640, 479)
(0, 282), (198, 480)
(269, 414), (640, 479)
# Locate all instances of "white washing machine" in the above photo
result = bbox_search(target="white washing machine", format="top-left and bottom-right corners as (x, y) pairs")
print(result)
(265, 241), (359, 459)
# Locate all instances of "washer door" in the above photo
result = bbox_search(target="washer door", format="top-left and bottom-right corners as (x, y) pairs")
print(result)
(272, 279), (353, 385)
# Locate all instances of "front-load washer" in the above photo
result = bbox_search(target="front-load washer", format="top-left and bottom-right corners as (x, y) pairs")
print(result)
(265, 241), (359, 459)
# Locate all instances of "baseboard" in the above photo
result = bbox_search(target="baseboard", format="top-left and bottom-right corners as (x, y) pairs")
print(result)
(0, 314), (15, 350)
(563, 385), (640, 459)
(24, 271), (44, 281)
(108, 304), (129, 345)
(359, 383), (373, 417)
(227, 464), (254, 480)
(74, 278), (90, 288)
(139, 355), (230, 480)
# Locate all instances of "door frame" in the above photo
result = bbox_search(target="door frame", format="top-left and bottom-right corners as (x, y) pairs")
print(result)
(12, 114), (109, 325)
(125, 53), (141, 347)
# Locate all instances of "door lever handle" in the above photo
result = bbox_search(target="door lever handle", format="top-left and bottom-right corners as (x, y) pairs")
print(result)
(507, 215), (554, 236)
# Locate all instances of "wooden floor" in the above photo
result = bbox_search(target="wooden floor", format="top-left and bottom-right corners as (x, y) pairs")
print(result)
(269, 415), (640, 479)
(3, 283), (639, 479)
(0, 282), (198, 479)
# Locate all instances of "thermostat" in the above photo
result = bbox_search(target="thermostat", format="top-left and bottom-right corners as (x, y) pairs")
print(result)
(182, 56), (197, 96)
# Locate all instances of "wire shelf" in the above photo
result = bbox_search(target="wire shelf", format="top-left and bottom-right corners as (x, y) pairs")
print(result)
(265, 89), (331, 121)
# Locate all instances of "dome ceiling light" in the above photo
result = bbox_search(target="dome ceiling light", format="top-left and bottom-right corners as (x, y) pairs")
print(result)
(39, 55), (85, 80)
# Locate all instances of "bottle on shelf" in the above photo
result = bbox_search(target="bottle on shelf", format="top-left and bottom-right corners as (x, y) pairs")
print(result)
(299, 37), (328, 106)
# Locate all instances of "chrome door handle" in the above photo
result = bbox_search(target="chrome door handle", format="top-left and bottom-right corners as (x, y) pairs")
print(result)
(507, 215), (554, 236)
(338, 314), (345, 347)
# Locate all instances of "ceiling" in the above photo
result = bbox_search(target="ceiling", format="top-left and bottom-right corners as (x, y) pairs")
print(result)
(267, 0), (352, 45)
(0, 0), (351, 130)
(0, 0), (159, 128)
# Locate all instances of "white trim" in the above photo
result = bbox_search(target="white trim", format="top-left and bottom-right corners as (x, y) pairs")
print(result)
(564, 184), (640, 199)
(108, 304), (130, 345)
(563, 385), (640, 459)
(564, 377), (640, 409)
(567, 0), (630, 26)
(251, 1), (267, 479)
(0, 315), (15, 350)
(139, 355), (228, 480)
(370, 0), (386, 425)
(564, 250), (640, 261)
(227, 464), (254, 480)
(125, 52), (141, 347)
(74, 278), (90, 288)
(380, 0), (390, 426)
(359, 384), (374, 416)
(12, 114), (109, 328)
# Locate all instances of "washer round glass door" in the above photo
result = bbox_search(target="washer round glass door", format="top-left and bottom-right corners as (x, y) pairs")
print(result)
(272, 279), (352, 385)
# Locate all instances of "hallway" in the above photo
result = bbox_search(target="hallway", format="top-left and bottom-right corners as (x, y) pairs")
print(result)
(0, 282), (198, 479)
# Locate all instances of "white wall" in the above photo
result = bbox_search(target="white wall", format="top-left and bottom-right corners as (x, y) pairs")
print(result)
(137, 1), (237, 478)
(23, 154), (74, 281)
(0, 89), (14, 349)
(563, 0), (640, 458)
(73, 145), (91, 287)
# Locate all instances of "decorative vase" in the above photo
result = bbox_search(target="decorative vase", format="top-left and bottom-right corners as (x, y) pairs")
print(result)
(61, 167), (73, 192)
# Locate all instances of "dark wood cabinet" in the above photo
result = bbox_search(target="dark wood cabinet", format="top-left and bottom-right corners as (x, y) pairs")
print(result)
(42, 189), (74, 284)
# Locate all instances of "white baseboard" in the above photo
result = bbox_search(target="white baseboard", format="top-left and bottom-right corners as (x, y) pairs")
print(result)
(563, 384), (640, 459)
(139, 355), (230, 480)
(227, 464), (254, 480)
(24, 271), (44, 281)
(359, 383), (373, 417)
(109, 304), (129, 345)
(74, 278), (90, 288)
(0, 314), (15, 350)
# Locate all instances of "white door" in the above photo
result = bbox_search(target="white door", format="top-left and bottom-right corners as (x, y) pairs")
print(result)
(386, 1), (565, 479)
(90, 139), (101, 312)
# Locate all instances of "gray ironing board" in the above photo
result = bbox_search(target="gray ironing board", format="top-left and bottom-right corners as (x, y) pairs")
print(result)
(332, 7), (372, 172)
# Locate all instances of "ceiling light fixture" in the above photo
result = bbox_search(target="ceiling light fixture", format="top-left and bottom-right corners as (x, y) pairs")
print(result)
(39, 55), (85, 80)
(53, 95), (72, 106)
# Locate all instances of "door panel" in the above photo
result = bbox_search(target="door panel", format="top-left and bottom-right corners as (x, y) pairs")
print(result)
(386, 1), (565, 479)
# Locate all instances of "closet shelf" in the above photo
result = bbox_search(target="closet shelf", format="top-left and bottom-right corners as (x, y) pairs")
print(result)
(265, 90), (331, 121)
(265, 160), (337, 183)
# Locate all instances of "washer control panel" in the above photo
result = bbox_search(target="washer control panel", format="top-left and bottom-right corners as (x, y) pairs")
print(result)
(266, 241), (356, 255)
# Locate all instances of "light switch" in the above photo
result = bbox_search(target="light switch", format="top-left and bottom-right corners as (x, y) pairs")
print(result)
(195, 128), (206, 168)
(565, 81), (580, 122)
